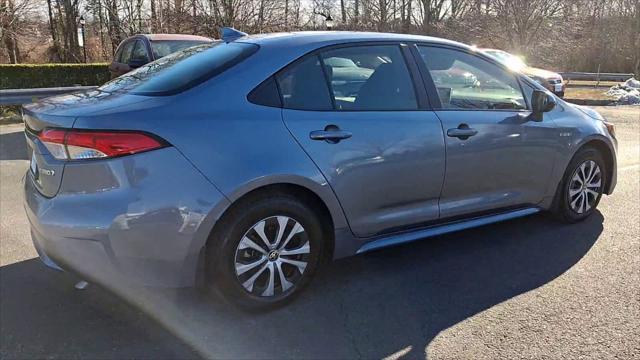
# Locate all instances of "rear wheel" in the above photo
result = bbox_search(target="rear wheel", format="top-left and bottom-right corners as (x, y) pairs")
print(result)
(553, 147), (606, 223)
(206, 194), (325, 310)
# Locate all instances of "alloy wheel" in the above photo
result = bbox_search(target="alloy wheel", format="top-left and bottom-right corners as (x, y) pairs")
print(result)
(234, 216), (310, 297)
(568, 160), (602, 214)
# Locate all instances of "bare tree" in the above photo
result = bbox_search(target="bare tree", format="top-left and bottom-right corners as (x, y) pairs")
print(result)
(0, 0), (635, 77)
(491, 0), (563, 52)
(0, 0), (39, 62)
(414, 0), (448, 34)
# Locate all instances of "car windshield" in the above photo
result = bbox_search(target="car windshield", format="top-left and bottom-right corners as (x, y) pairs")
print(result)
(485, 50), (527, 71)
(99, 42), (258, 96)
(150, 40), (211, 58)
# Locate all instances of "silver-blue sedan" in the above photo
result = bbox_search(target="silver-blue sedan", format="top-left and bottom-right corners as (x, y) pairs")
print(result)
(23, 29), (617, 310)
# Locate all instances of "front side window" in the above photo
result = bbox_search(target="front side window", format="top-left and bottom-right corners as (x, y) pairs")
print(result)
(98, 42), (258, 96)
(418, 46), (526, 110)
(519, 78), (536, 108)
(130, 40), (150, 63)
(118, 40), (135, 64)
(483, 50), (527, 72)
(320, 45), (417, 110)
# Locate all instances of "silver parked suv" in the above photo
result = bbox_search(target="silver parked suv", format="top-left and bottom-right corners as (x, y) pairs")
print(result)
(23, 30), (617, 309)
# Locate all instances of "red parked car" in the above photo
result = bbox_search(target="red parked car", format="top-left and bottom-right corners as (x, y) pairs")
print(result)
(109, 34), (214, 78)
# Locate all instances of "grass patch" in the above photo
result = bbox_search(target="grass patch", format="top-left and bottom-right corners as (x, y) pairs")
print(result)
(565, 80), (620, 88)
(564, 88), (616, 101)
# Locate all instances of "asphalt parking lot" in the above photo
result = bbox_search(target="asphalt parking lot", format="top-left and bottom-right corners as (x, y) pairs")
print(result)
(1, 106), (639, 359)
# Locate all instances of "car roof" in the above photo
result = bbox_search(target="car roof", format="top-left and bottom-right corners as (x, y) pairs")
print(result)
(139, 34), (213, 42)
(237, 31), (470, 50)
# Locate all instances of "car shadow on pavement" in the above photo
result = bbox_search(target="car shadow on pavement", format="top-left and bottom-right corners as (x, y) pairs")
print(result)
(161, 211), (604, 359)
(0, 130), (28, 161)
(0, 212), (603, 359)
(0, 260), (199, 359)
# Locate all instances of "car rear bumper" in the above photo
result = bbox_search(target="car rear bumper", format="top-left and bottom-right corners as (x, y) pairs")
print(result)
(23, 147), (230, 288)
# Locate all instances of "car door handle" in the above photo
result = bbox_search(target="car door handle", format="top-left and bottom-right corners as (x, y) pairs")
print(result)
(447, 125), (478, 139)
(310, 129), (352, 143)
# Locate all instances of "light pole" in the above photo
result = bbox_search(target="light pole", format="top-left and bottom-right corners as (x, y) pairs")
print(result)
(79, 16), (87, 63)
(314, 12), (335, 30)
(325, 14), (334, 30)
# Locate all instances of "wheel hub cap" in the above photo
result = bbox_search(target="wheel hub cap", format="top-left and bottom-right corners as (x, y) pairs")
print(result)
(233, 216), (311, 297)
(268, 250), (279, 261)
(568, 160), (602, 214)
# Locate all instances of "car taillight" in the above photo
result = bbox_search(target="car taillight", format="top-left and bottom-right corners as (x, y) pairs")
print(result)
(39, 129), (166, 160)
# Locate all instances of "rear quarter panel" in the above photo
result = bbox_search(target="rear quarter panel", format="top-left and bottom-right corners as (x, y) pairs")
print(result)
(24, 146), (230, 287)
(72, 50), (351, 252)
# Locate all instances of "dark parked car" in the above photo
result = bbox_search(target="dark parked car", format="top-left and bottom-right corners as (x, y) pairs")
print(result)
(24, 30), (617, 310)
(109, 34), (213, 78)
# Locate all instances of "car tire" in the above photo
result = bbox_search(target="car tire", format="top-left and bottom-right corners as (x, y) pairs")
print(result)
(205, 193), (325, 311)
(552, 147), (607, 223)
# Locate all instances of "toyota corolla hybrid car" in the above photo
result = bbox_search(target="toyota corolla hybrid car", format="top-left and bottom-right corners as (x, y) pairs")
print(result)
(23, 29), (617, 310)
(482, 48), (566, 97)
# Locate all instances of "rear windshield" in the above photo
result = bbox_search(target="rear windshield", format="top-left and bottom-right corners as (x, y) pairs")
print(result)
(99, 42), (258, 96)
(151, 40), (211, 58)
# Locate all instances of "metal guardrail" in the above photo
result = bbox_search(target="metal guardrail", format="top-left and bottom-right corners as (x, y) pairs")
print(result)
(0, 86), (97, 106)
(559, 72), (634, 82)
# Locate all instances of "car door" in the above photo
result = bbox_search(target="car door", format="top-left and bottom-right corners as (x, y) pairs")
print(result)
(279, 44), (446, 237)
(109, 39), (135, 78)
(415, 45), (558, 218)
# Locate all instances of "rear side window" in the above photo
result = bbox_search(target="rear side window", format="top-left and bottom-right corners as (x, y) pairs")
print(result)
(99, 42), (258, 96)
(151, 40), (210, 59)
(320, 45), (417, 110)
(417, 46), (526, 110)
(248, 77), (282, 107)
(276, 44), (417, 111)
(276, 55), (333, 110)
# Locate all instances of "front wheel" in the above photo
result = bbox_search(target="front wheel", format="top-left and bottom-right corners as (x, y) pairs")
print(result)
(553, 147), (607, 223)
(206, 194), (325, 310)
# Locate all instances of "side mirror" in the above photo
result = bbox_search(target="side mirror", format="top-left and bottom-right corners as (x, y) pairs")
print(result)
(128, 58), (148, 69)
(531, 89), (556, 121)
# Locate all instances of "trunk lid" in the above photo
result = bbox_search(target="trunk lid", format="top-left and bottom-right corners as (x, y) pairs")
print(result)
(22, 90), (152, 197)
